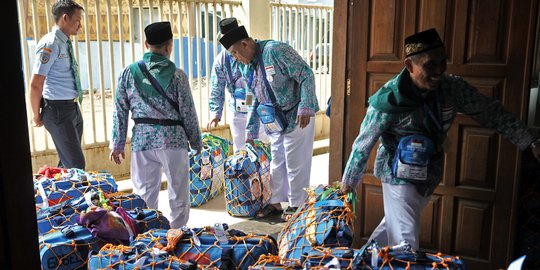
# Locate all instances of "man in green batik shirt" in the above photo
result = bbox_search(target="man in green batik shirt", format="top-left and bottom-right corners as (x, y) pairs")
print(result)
(109, 22), (202, 228)
(340, 28), (540, 250)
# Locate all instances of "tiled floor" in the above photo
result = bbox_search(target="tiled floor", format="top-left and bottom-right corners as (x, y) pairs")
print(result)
(157, 153), (330, 229)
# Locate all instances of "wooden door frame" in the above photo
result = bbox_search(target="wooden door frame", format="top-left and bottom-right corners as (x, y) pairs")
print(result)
(329, 0), (371, 182)
(328, 0), (348, 182)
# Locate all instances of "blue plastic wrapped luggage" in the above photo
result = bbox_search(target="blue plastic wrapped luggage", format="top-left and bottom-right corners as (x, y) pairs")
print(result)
(249, 254), (302, 269)
(224, 141), (271, 217)
(88, 243), (201, 270)
(37, 192), (146, 235)
(114, 224), (277, 270)
(39, 208), (170, 270)
(303, 247), (364, 269)
(277, 184), (354, 264)
(34, 168), (117, 209)
(189, 133), (231, 207)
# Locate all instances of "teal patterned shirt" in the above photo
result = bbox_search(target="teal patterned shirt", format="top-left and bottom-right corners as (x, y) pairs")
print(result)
(110, 60), (202, 152)
(245, 40), (320, 139)
(342, 69), (537, 195)
(209, 50), (248, 119)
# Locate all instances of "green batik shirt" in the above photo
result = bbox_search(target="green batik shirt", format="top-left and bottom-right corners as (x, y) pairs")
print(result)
(245, 40), (320, 139)
(342, 69), (537, 195)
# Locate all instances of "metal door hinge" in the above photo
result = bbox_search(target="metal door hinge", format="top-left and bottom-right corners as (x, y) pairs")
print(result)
(346, 79), (351, 96)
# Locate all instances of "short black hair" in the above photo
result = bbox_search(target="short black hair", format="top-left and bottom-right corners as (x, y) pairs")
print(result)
(52, 0), (84, 23)
(147, 39), (172, 50)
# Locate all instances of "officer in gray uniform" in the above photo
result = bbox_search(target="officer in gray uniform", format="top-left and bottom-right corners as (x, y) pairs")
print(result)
(30, 0), (85, 169)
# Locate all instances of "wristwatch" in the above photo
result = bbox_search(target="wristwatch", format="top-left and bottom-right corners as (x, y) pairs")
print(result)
(531, 138), (540, 149)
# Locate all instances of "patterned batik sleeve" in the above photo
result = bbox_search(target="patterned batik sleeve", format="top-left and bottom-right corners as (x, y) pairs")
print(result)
(342, 106), (394, 189)
(209, 54), (227, 120)
(110, 68), (131, 151)
(272, 44), (319, 116)
(451, 76), (537, 150)
(177, 70), (202, 151)
(245, 99), (262, 140)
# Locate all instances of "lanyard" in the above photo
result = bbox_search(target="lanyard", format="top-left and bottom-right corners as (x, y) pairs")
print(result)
(247, 69), (255, 90)
(412, 87), (443, 131)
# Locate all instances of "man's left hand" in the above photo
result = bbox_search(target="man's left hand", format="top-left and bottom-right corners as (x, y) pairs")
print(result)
(296, 115), (311, 129)
(109, 150), (125, 165)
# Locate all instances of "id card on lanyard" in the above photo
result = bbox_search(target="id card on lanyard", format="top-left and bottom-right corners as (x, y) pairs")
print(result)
(225, 53), (253, 112)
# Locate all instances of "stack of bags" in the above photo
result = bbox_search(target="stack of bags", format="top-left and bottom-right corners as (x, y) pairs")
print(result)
(250, 183), (467, 270)
(34, 167), (170, 270)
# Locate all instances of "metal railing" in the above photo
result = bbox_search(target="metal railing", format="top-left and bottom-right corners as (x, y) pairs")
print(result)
(18, 0), (333, 154)
(270, 1), (333, 111)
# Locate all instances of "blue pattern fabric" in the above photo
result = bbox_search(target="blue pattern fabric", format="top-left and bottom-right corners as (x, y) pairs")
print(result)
(111, 61), (201, 152)
(245, 40), (320, 138)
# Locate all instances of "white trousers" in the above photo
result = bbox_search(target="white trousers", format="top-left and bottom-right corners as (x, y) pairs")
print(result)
(230, 111), (269, 152)
(131, 148), (190, 229)
(367, 182), (431, 249)
(268, 117), (315, 207)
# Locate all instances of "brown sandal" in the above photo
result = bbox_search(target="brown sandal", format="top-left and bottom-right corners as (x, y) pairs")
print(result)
(255, 204), (282, 219)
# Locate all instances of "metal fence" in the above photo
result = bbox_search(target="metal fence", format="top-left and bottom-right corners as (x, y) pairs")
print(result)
(270, 1), (333, 111)
(18, 0), (333, 153)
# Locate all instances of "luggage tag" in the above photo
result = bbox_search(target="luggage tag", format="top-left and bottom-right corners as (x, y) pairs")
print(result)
(214, 223), (229, 245)
(213, 149), (222, 163)
(245, 92), (253, 106)
(200, 151), (212, 180)
(246, 145), (258, 163)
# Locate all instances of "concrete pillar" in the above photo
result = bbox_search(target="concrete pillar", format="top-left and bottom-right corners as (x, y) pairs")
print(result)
(239, 0), (271, 40)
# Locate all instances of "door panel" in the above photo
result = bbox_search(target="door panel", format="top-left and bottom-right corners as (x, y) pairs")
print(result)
(465, 0), (509, 64)
(333, 0), (538, 268)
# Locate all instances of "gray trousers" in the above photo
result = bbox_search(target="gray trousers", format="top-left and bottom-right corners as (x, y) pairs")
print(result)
(42, 101), (85, 169)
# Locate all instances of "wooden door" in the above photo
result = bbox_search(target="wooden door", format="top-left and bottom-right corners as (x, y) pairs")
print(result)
(329, 0), (539, 268)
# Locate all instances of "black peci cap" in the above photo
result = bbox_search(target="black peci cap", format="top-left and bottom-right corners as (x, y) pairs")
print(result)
(218, 17), (248, 49)
(144, 22), (173, 45)
(404, 28), (444, 57)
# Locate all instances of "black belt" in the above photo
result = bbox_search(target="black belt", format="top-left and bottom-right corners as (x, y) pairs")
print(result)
(133, 118), (183, 126)
(43, 98), (77, 106)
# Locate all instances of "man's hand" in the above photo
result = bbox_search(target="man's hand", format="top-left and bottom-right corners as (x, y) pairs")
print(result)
(33, 113), (43, 127)
(296, 115), (311, 129)
(109, 150), (125, 165)
(207, 117), (220, 130)
(340, 181), (355, 195)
